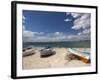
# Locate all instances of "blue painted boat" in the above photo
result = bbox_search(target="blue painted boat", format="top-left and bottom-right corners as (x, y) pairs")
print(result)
(80, 52), (90, 55)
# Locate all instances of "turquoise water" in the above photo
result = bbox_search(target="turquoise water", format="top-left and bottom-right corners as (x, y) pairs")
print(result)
(23, 40), (90, 48)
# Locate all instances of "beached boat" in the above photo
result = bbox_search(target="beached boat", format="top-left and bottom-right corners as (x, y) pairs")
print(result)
(23, 48), (35, 57)
(68, 48), (90, 63)
(40, 47), (56, 58)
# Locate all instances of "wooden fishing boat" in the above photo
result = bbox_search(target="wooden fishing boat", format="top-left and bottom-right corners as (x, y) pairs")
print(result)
(40, 48), (56, 58)
(23, 49), (35, 57)
(68, 48), (90, 63)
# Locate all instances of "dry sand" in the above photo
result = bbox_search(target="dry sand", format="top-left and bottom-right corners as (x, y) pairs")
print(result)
(22, 48), (90, 69)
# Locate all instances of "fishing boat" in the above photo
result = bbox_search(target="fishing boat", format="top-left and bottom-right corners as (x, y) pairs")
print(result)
(40, 47), (56, 58)
(68, 48), (90, 63)
(23, 47), (35, 57)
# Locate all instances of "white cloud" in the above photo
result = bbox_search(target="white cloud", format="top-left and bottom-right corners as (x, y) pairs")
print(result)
(32, 32), (67, 42)
(23, 25), (25, 30)
(66, 12), (71, 16)
(65, 12), (90, 30)
(23, 13), (91, 42)
(23, 30), (45, 42)
(53, 32), (64, 36)
(23, 15), (25, 24)
(22, 15), (44, 42)
(72, 13), (90, 30)
(77, 28), (91, 40)
(71, 13), (82, 18)
(64, 18), (72, 22)
(72, 13), (91, 40)
(64, 12), (74, 22)
(23, 15), (25, 20)
(64, 12), (91, 41)
(23, 30), (35, 42)
(78, 29), (90, 35)
(66, 12), (83, 18)
(23, 31), (34, 37)
(23, 30), (90, 42)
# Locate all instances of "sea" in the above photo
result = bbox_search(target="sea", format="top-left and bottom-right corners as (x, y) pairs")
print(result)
(23, 40), (90, 48)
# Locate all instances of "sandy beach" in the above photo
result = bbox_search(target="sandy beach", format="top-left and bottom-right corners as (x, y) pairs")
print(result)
(22, 48), (90, 70)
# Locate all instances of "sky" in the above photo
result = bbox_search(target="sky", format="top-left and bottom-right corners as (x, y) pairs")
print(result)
(23, 10), (91, 42)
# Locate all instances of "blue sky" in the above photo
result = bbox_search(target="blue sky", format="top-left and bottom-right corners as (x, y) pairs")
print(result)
(23, 10), (91, 42)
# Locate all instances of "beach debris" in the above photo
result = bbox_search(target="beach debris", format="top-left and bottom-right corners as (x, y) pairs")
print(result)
(40, 47), (56, 58)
